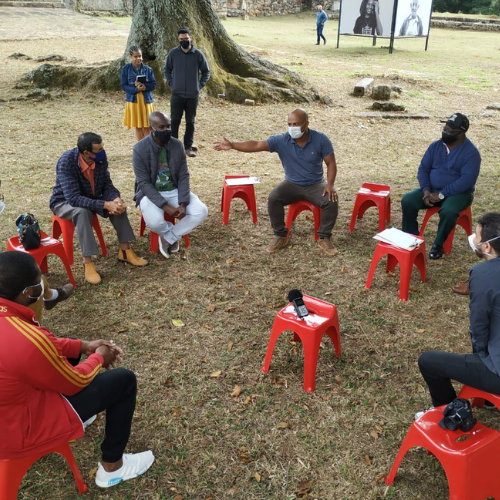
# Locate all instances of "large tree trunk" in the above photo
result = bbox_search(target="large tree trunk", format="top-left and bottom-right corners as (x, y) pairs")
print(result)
(25, 0), (322, 103)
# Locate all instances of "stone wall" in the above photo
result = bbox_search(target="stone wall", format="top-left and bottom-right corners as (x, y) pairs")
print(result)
(212, 0), (303, 18)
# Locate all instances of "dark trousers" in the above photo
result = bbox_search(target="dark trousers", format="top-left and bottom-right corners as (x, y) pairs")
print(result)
(317, 25), (326, 43)
(268, 180), (338, 238)
(65, 368), (137, 463)
(418, 350), (500, 407)
(170, 94), (199, 149)
(401, 188), (473, 246)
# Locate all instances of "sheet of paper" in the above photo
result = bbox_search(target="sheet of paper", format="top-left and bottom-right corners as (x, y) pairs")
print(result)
(225, 176), (260, 186)
(373, 227), (422, 251)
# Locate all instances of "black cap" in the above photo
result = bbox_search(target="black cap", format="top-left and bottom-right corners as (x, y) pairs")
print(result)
(441, 113), (469, 132)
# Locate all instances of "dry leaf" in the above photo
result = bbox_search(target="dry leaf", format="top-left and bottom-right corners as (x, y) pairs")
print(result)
(172, 319), (185, 327)
(210, 371), (222, 378)
(375, 473), (386, 483)
(173, 495), (183, 500)
(172, 407), (181, 416)
(277, 421), (289, 429)
(117, 291), (124, 297)
(370, 430), (379, 439)
(227, 341), (233, 352)
(254, 472), (261, 482)
(226, 258), (237, 263)
(297, 479), (313, 494)
(415, 328), (426, 333)
(206, 304), (216, 312)
(364, 455), (372, 466)
(231, 385), (242, 397)
(88, 466), (98, 479)
(244, 396), (251, 405)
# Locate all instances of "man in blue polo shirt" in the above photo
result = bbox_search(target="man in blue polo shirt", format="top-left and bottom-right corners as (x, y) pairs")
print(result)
(214, 108), (339, 256)
(401, 113), (481, 260)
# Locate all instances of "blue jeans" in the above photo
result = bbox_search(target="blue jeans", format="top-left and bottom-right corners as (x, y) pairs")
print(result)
(317, 24), (326, 43)
(170, 94), (199, 149)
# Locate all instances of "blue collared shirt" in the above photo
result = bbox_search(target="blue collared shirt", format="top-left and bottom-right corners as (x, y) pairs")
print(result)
(266, 129), (334, 186)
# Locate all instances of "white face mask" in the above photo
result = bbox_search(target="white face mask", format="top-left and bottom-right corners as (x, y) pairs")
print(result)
(23, 278), (44, 301)
(468, 233), (500, 255)
(288, 126), (304, 139)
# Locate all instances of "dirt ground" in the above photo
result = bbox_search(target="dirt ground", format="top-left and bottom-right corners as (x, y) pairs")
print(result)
(1, 7), (500, 500)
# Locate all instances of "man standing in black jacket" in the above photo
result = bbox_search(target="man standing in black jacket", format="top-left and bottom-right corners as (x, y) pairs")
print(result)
(164, 26), (210, 158)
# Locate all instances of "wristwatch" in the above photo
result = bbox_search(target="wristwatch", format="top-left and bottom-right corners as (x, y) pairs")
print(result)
(438, 192), (445, 200)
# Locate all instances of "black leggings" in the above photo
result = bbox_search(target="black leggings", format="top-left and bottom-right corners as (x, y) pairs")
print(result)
(65, 368), (137, 463)
(418, 350), (500, 407)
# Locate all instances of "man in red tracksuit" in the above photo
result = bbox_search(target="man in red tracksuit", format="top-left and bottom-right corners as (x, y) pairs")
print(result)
(0, 251), (154, 488)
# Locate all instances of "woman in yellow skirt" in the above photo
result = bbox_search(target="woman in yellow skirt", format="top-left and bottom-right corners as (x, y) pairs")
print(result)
(121, 46), (157, 141)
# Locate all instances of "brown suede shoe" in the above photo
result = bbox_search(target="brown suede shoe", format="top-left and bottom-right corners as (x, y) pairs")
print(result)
(452, 281), (469, 296)
(266, 236), (289, 253)
(84, 262), (101, 284)
(317, 237), (338, 256)
(118, 248), (148, 267)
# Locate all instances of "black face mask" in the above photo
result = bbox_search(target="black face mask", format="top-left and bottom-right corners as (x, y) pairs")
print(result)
(442, 131), (459, 145)
(152, 127), (171, 144)
(180, 40), (190, 49)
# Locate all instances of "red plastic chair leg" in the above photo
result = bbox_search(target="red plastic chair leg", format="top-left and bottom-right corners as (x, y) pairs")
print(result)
(0, 442), (88, 499)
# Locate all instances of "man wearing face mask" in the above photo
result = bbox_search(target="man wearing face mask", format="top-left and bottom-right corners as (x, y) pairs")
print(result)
(0, 251), (155, 488)
(214, 108), (339, 255)
(133, 111), (208, 259)
(50, 132), (148, 285)
(416, 213), (500, 417)
(164, 26), (210, 159)
(401, 113), (481, 260)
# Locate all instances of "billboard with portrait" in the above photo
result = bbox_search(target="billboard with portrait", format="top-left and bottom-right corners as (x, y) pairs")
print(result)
(395, 0), (432, 36)
(339, 0), (395, 37)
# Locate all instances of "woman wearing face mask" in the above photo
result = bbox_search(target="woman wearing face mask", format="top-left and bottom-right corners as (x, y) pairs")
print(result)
(416, 213), (500, 418)
(121, 45), (157, 142)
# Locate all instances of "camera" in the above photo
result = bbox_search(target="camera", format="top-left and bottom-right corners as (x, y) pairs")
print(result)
(439, 398), (476, 432)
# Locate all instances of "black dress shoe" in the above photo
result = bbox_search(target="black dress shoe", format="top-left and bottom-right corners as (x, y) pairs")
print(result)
(429, 244), (443, 260)
(44, 283), (74, 310)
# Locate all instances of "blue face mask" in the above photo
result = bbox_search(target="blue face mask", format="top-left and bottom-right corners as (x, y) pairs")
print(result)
(89, 149), (107, 163)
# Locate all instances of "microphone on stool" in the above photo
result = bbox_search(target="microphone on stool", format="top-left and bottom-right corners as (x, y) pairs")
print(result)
(288, 289), (309, 318)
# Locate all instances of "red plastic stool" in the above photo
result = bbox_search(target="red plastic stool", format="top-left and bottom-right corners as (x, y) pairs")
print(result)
(221, 175), (258, 225)
(458, 385), (500, 411)
(385, 406), (500, 499)
(285, 201), (322, 240)
(7, 231), (76, 287)
(349, 183), (391, 232)
(262, 294), (341, 392)
(139, 213), (190, 253)
(0, 442), (88, 499)
(52, 213), (108, 265)
(419, 205), (472, 255)
(365, 236), (426, 301)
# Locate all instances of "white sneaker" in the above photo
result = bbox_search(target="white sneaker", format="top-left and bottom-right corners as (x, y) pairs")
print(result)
(159, 236), (170, 259)
(414, 406), (434, 420)
(83, 414), (97, 429)
(95, 450), (155, 488)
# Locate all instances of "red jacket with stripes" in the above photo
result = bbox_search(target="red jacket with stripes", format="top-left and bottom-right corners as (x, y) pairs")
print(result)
(0, 298), (104, 459)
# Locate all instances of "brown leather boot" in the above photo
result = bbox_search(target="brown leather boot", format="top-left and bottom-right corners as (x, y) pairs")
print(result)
(118, 247), (148, 267)
(452, 282), (469, 296)
(84, 262), (101, 285)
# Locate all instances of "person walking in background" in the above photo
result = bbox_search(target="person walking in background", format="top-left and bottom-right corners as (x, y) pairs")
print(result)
(121, 46), (157, 142)
(316, 5), (328, 45)
(164, 27), (210, 159)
